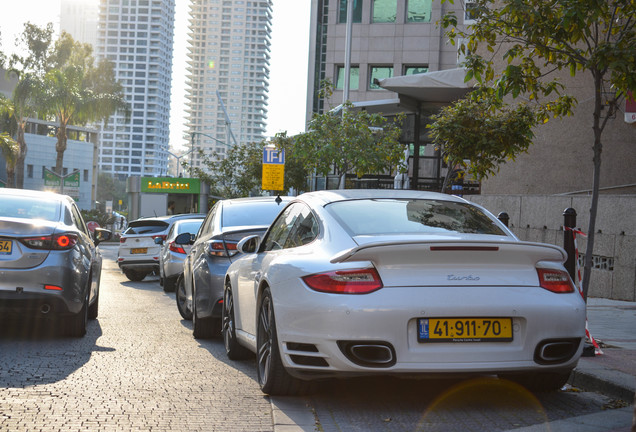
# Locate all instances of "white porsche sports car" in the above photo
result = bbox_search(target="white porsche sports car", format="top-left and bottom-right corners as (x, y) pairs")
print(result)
(222, 190), (586, 395)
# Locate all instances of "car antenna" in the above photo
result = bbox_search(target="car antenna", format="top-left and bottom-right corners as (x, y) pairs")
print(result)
(275, 195), (282, 205)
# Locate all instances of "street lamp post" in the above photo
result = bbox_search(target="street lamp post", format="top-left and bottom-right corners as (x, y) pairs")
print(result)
(166, 149), (193, 177)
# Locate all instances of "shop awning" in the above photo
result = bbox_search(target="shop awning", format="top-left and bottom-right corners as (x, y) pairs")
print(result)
(378, 68), (474, 103)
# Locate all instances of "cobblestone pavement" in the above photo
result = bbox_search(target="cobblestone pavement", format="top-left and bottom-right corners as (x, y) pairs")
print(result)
(0, 246), (273, 432)
(2, 245), (632, 432)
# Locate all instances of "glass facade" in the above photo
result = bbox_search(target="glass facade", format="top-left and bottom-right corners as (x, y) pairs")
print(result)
(406, 0), (432, 22)
(404, 66), (429, 75)
(372, 0), (397, 23)
(336, 66), (360, 90)
(339, 0), (363, 23)
(369, 66), (393, 89)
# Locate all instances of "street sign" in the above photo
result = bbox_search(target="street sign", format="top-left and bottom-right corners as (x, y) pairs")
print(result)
(262, 146), (285, 190)
(262, 164), (285, 190)
(263, 147), (285, 164)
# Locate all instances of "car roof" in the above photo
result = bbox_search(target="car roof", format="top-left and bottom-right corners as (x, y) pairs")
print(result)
(218, 195), (294, 207)
(129, 213), (206, 224)
(0, 187), (70, 202)
(296, 189), (467, 207)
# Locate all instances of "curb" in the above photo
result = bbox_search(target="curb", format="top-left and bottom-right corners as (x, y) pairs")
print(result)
(569, 368), (636, 402)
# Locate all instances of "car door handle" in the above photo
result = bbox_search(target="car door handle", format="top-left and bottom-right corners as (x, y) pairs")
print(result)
(254, 271), (262, 282)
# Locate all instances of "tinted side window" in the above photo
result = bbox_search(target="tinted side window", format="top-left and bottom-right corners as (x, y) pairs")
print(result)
(199, 205), (218, 237)
(284, 205), (318, 248)
(262, 204), (302, 252)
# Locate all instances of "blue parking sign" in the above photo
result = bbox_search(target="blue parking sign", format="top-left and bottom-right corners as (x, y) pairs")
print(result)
(263, 147), (285, 164)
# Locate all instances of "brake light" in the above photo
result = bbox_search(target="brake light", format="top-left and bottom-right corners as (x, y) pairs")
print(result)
(168, 241), (186, 254)
(120, 237), (126, 243)
(303, 268), (383, 294)
(152, 234), (167, 242)
(206, 240), (238, 257)
(22, 234), (78, 250)
(44, 284), (63, 291)
(537, 268), (575, 293)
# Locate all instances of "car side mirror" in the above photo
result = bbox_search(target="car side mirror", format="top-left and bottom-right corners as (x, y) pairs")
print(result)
(175, 232), (195, 245)
(93, 228), (112, 245)
(237, 235), (260, 254)
(154, 237), (164, 245)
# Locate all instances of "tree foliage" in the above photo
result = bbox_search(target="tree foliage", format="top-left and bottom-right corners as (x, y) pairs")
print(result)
(433, 0), (635, 299)
(294, 81), (406, 188)
(188, 136), (309, 199)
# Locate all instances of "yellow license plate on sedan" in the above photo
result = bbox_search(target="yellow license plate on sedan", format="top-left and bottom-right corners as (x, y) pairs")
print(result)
(131, 248), (148, 254)
(418, 317), (513, 342)
(0, 240), (12, 255)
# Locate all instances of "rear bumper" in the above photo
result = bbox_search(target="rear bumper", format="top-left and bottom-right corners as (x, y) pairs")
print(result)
(118, 259), (159, 272)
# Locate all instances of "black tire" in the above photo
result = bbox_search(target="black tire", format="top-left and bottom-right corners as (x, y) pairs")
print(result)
(222, 282), (251, 360)
(192, 304), (220, 339)
(256, 287), (308, 395)
(499, 371), (572, 392)
(66, 292), (88, 337)
(176, 275), (192, 320)
(123, 269), (146, 282)
(88, 289), (99, 320)
(163, 275), (178, 292)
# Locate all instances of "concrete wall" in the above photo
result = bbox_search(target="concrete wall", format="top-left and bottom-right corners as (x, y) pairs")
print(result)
(467, 195), (636, 301)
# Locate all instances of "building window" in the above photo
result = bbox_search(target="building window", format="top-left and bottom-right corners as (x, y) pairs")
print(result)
(406, 0), (432, 22)
(83, 169), (89, 182)
(372, 0), (397, 23)
(404, 65), (429, 75)
(336, 66), (359, 90)
(339, 0), (362, 23)
(27, 164), (33, 178)
(369, 66), (393, 89)
(465, 0), (478, 23)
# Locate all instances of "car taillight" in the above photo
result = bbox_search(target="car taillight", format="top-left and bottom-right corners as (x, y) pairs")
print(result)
(22, 234), (78, 250)
(152, 234), (167, 242)
(303, 268), (383, 294)
(206, 240), (238, 257)
(168, 241), (186, 254)
(537, 268), (575, 293)
(120, 237), (126, 243)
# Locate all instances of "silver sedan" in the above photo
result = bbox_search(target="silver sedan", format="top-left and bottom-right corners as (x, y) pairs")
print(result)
(0, 188), (111, 336)
(223, 190), (586, 395)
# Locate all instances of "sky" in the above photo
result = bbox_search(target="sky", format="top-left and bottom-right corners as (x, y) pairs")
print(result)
(0, 0), (311, 152)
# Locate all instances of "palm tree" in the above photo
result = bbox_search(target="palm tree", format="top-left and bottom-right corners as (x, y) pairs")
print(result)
(3, 73), (43, 188)
(0, 131), (19, 188)
(41, 61), (127, 175)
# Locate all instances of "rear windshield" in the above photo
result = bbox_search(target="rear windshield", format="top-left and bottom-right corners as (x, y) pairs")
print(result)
(124, 220), (169, 235)
(326, 199), (506, 236)
(221, 201), (286, 228)
(177, 220), (203, 234)
(0, 196), (61, 222)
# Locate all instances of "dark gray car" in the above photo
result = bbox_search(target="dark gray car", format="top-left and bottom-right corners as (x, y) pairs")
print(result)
(177, 196), (291, 338)
(0, 188), (111, 337)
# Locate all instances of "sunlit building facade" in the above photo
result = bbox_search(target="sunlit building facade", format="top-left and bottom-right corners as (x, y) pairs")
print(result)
(95, 0), (176, 179)
(186, 0), (272, 170)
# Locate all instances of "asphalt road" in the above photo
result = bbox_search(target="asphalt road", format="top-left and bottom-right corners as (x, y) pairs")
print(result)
(0, 244), (632, 432)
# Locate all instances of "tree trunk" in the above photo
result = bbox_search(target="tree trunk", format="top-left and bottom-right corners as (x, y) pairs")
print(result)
(55, 123), (67, 177)
(15, 123), (27, 189)
(580, 72), (604, 302)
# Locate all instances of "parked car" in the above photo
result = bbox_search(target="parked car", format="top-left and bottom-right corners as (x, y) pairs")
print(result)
(0, 188), (111, 337)
(117, 213), (205, 281)
(176, 196), (292, 339)
(223, 189), (587, 395)
(157, 218), (204, 292)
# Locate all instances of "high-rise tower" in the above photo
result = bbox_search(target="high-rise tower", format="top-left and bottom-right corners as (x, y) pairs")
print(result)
(186, 0), (272, 170)
(95, 0), (176, 179)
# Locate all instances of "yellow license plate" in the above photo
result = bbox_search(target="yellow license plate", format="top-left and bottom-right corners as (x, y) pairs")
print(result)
(0, 240), (12, 255)
(131, 248), (148, 254)
(418, 317), (513, 342)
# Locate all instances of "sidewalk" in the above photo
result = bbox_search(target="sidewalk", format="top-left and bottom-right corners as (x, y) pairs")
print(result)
(569, 298), (636, 403)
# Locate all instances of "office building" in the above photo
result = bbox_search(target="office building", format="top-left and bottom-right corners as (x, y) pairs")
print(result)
(186, 0), (272, 170)
(95, 0), (176, 179)
(61, 0), (100, 48)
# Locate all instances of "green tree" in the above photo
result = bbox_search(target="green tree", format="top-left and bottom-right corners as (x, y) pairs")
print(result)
(6, 22), (55, 77)
(294, 82), (405, 189)
(96, 172), (127, 210)
(38, 33), (128, 175)
(0, 74), (43, 188)
(430, 0), (635, 300)
(0, 128), (19, 188)
(189, 137), (308, 198)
